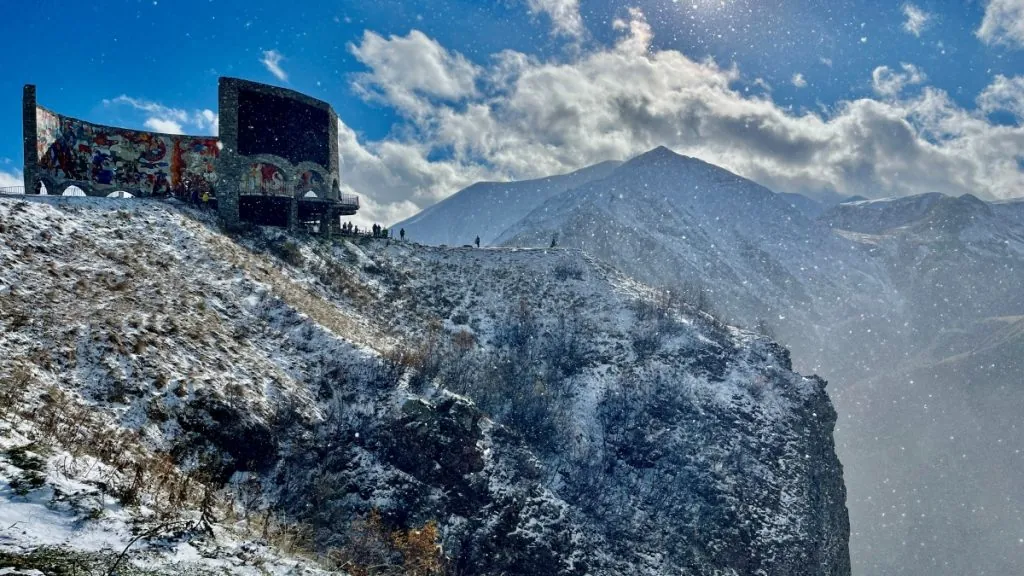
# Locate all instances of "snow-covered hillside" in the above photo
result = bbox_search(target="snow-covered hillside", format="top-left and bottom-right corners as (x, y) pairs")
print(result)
(395, 160), (621, 246)
(395, 146), (1024, 575)
(497, 147), (895, 352)
(0, 196), (850, 575)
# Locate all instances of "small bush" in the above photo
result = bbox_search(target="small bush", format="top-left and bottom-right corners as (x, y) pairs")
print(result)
(10, 471), (46, 495)
(335, 509), (447, 576)
(552, 259), (584, 281)
(271, 239), (304, 267)
(6, 444), (47, 472)
(631, 328), (662, 360)
(0, 365), (30, 415)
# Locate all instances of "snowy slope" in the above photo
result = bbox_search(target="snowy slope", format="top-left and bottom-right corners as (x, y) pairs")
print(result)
(394, 160), (621, 246)
(497, 147), (894, 350)
(405, 147), (1024, 576)
(0, 196), (850, 575)
(819, 192), (946, 234)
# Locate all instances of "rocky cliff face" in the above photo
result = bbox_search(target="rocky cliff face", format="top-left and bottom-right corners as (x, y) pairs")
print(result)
(0, 196), (849, 575)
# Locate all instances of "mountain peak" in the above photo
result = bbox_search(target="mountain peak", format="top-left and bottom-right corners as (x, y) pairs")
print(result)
(621, 146), (734, 178)
(630, 145), (686, 163)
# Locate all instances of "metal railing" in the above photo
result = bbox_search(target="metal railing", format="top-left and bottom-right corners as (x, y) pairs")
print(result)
(0, 184), (358, 210)
(337, 193), (360, 208)
(239, 182), (359, 208)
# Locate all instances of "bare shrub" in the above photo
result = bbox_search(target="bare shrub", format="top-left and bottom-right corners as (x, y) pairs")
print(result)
(333, 509), (447, 576)
(631, 329), (662, 360)
(552, 258), (584, 281)
(270, 239), (304, 267)
(0, 364), (30, 417)
(544, 310), (589, 378)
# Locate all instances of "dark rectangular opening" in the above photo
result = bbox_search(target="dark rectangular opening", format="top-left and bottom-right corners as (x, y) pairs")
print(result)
(239, 195), (291, 227)
(237, 89), (330, 167)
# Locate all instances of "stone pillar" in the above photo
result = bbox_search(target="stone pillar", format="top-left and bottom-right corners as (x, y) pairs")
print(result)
(216, 79), (241, 230)
(320, 207), (335, 238)
(327, 109), (340, 201)
(288, 197), (298, 231)
(22, 85), (38, 194)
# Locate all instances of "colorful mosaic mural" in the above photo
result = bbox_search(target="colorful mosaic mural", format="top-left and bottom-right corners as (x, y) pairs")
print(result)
(298, 169), (326, 194)
(35, 108), (219, 197)
(243, 162), (287, 195)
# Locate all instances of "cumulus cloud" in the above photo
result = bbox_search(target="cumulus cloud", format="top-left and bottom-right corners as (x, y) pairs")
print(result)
(902, 3), (931, 37)
(194, 109), (219, 134)
(143, 118), (185, 134)
(334, 9), (1024, 225)
(349, 30), (479, 118)
(872, 63), (927, 97)
(524, 0), (584, 39)
(261, 49), (288, 82)
(104, 95), (219, 136)
(978, 0), (1024, 48)
(978, 74), (1024, 119)
(792, 73), (808, 88)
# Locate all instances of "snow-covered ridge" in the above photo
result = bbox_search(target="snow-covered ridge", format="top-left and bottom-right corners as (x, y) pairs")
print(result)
(392, 146), (1024, 575)
(396, 160), (622, 247)
(0, 196), (849, 575)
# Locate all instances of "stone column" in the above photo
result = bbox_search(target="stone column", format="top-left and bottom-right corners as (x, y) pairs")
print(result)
(320, 206), (335, 238)
(216, 79), (241, 230)
(22, 85), (38, 194)
(288, 197), (298, 231)
(327, 109), (340, 201)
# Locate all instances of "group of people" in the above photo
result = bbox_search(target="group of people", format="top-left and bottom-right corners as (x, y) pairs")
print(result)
(187, 187), (212, 209)
(339, 222), (408, 241)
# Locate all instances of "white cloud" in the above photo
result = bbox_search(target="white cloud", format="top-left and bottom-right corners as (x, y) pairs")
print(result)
(524, 0), (584, 39)
(195, 109), (219, 134)
(0, 169), (23, 190)
(872, 63), (927, 97)
(261, 49), (288, 82)
(902, 3), (932, 37)
(792, 73), (808, 88)
(349, 30), (480, 117)
(104, 96), (218, 136)
(105, 95), (189, 123)
(336, 10), (1024, 225)
(143, 118), (185, 135)
(978, 74), (1024, 119)
(978, 0), (1024, 48)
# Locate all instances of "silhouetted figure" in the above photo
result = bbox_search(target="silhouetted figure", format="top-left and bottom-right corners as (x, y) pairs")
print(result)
(550, 233), (558, 248)
(400, 228), (405, 241)
(475, 236), (480, 248)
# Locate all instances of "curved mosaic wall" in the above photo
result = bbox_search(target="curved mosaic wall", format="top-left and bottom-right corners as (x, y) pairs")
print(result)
(34, 106), (219, 197)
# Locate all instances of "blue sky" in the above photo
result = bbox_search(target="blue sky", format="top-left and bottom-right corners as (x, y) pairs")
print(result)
(2, 0), (1024, 223)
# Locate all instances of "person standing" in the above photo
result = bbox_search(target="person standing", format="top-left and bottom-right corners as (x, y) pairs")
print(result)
(475, 236), (480, 248)
(400, 228), (405, 241)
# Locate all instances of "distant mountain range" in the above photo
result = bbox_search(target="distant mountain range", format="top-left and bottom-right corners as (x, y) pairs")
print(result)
(395, 146), (1024, 576)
